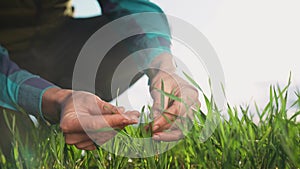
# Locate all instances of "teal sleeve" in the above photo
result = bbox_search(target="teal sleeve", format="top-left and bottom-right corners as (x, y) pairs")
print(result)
(0, 45), (57, 119)
(98, 0), (172, 71)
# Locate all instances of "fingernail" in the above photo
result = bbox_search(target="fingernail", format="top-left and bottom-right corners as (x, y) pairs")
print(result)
(152, 125), (160, 131)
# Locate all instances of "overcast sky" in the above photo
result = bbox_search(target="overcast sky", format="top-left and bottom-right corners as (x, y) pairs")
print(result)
(72, 0), (300, 119)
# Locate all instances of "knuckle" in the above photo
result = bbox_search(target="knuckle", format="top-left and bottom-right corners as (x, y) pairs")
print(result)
(193, 89), (199, 98)
(60, 121), (71, 133)
(186, 85), (199, 98)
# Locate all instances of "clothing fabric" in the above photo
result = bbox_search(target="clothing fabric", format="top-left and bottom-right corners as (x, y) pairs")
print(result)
(0, 45), (56, 117)
(0, 0), (171, 118)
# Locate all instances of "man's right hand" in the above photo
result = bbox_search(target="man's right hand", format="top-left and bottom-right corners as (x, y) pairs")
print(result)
(42, 88), (139, 150)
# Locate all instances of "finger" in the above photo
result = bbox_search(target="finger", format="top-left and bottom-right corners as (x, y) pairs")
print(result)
(152, 113), (177, 132)
(152, 92), (201, 132)
(152, 104), (179, 132)
(155, 117), (182, 133)
(172, 83), (200, 108)
(117, 106), (125, 113)
(159, 116), (194, 136)
(152, 130), (184, 141)
(60, 114), (138, 133)
(83, 114), (138, 132)
(75, 141), (95, 150)
(154, 100), (199, 132)
(167, 100), (192, 117)
(187, 100), (201, 120)
(123, 110), (140, 118)
(115, 111), (140, 128)
(123, 111), (140, 124)
(83, 145), (97, 151)
(151, 89), (169, 118)
(165, 95), (200, 118)
(96, 99), (121, 114)
(64, 133), (90, 145)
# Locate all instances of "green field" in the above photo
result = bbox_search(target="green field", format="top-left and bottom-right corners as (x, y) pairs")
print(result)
(0, 79), (299, 169)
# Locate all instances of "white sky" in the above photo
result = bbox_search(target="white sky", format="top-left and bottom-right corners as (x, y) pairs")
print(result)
(72, 0), (300, 119)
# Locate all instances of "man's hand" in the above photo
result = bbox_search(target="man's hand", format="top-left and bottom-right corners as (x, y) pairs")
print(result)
(42, 88), (139, 150)
(146, 53), (200, 141)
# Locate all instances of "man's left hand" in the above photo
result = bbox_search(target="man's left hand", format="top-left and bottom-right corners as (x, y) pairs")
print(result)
(146, 53), (200, 141)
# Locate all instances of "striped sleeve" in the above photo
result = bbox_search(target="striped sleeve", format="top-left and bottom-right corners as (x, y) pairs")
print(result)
(0, 45), (57, 117)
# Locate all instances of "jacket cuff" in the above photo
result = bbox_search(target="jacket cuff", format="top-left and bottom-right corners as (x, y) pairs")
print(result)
(18, 77), (58, 120)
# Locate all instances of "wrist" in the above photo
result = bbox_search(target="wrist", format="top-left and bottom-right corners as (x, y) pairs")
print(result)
(145, 52), (176, 80)
(42, 88), (72, 124)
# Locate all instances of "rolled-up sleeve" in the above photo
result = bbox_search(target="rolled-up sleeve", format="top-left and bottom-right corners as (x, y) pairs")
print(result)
(0, 45), (57, 117)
